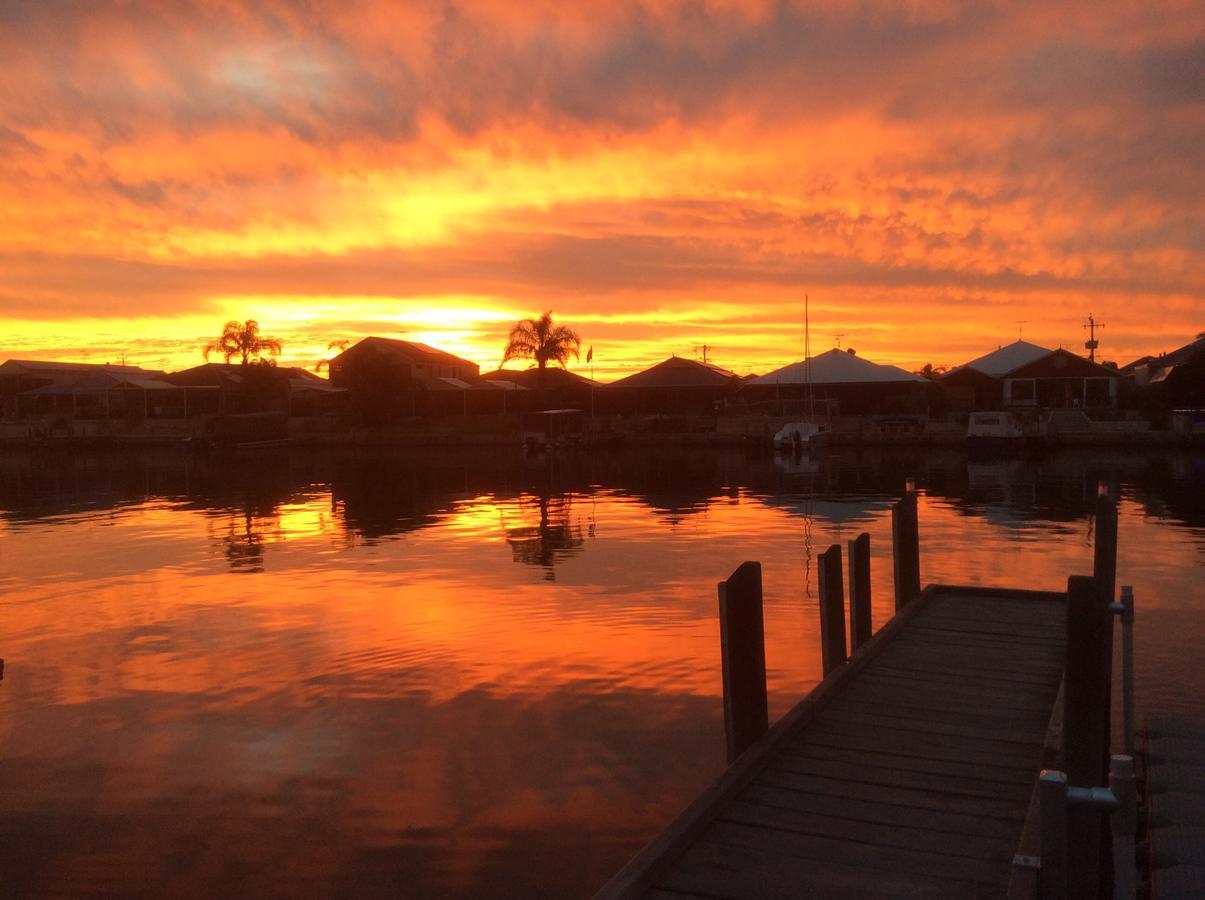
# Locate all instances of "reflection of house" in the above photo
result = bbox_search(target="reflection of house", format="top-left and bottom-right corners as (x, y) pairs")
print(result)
(942, 341), (1119, 412)
(601, 356), (743, 415)
(744, 348), (929, 416)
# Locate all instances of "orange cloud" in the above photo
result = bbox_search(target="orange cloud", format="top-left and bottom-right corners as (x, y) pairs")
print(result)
(0, 1), (1200, 375)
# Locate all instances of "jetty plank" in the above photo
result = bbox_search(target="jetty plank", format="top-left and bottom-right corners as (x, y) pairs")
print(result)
(596, 587), (1066, 899)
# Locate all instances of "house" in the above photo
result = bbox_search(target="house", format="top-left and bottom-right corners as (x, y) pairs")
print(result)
(327, 337), (483, 421)
(481, 366), (594, 413)
(745, 348), (930, 417)
(1121, 336), (1205, 405)
(0, 359), (194, 440)
(601, 356), (744, 415)
(941, 341), (1120, 412)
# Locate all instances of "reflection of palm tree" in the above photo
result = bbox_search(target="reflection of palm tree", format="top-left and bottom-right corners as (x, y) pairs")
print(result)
(203, 320), (283, 365)
(506, 494), (585, 580)
(224, 506), (266, 572)
(501, 312), (581, 397)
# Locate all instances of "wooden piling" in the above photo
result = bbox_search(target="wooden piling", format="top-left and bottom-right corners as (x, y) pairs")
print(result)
(817, 544), (848, 676)
(1092, 493), (1119, 893)
(1063, 574), (1112, 899)
(718, 561), (768, 764)
(892, 491), (920, 611)
(1093, 494), (1118, 608)
(847, 532), (872, 651)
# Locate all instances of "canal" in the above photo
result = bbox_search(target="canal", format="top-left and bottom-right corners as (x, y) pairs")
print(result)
(0, 446), (1200, 897)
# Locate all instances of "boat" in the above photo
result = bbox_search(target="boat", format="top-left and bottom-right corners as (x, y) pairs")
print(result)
(966, 410), (1024, 454)
(773, 421), (824, 450)
(773, 293), (823, 451)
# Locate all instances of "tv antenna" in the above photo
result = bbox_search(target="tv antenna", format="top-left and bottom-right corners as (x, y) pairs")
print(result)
(1083, 314), (1105, 361)
(1015, 320), (1029, 340)
(694, 344), (712, 364)
(834, 332), (846, 350)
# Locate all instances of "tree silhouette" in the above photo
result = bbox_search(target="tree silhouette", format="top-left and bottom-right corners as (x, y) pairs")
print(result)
(314, 338), (351, 372)
(203, 320), (283, 365)
(502, 311), (581, 371)
(915, 362), (948, 380)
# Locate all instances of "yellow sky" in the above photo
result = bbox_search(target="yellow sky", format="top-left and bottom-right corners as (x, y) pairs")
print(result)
(0, 1), (1201, 377)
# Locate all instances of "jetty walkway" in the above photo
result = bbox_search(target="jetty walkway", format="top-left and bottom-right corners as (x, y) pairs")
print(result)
(598, 492), (1132, 900)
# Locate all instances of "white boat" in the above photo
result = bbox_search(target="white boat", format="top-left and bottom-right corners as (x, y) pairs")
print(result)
(772, 293), (824, 452)
(966, 411), (1024, 453)
(773, 421), (824, 450)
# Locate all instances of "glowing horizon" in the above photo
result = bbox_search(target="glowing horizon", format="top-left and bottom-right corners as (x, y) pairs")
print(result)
(0, 2), (1201, 378)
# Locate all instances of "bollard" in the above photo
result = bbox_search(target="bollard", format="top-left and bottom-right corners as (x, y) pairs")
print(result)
(892, 491), (920, 611)
(847, 532), (872, 652)
(1064, 574), (1112, 899)
(718, 561), (768, 764)
(817, 544), (848, 676)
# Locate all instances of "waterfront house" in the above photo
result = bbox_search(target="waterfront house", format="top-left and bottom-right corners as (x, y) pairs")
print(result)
(601, 356), (745, 415)
(0, 359), (195, 441)
(1121, 335), (1205, 403)
(327, 337), (483, 421)
(744, 348), (930, 417)
(481, 366), (593, 413)
(942, 341), (1120, 412)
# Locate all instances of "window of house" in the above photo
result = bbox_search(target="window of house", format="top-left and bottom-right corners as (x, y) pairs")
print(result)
(1008, 379), (1036, 405)
(1085, 378), (1112, 407)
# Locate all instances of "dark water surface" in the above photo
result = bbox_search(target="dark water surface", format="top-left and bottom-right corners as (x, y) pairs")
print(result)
(0, 446), (1201, 897)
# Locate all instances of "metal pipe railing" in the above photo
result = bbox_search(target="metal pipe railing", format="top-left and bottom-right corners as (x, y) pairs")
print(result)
(1038, 762), (1125, 899)
(1110, 585), (1136, 757)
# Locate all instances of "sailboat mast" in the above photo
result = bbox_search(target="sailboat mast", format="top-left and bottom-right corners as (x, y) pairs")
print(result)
(805, 293), (814, 419)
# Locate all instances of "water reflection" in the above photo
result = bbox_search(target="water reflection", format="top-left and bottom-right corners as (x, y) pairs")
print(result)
(505, 494), (585, 579)
(0, 445), (1201, 897)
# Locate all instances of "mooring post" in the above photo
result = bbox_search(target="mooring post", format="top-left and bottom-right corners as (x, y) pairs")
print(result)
(1093, 494), (1118, 608)
(817, 544), (848, 676)
(847, 532), (872, 652)
(718, 561), (768, 764)
(1111, 754), (1137, 900)
(892, 490), (920, 611)
(1038, 769), (1069, 900)
(1063, 574), (1112, 898)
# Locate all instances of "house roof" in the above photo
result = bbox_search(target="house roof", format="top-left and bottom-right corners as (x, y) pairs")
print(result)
(22, 372), (180, 394)
(480, 366), (597, 388)
(1123, 336), (1205, 373)
(751, 348), (926, 386)
(0, 359), (165, 378)
(945, 340), (1054, 378)
(337, 336), (478, 370)
(607, 356), (740, 389)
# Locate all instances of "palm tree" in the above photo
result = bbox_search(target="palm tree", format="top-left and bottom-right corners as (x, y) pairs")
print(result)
(501, 311), (581, 371)
(203, 320), (283, 365)
(315, 339), (351, 373)
(915, 362), (948, 380)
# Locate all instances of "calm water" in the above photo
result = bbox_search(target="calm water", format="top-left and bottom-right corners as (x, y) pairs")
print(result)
(0, 446), (1201, 897)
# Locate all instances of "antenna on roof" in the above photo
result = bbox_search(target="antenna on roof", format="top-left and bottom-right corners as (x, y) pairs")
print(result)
(1083, 313), (1105, 362)
(834, 333), (845, 350)
(1015, 320), (1029, 340)
(694, 344), (712, 364)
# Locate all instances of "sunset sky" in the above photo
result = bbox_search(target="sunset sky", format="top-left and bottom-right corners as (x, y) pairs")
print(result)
(0, 0), (1201, 378)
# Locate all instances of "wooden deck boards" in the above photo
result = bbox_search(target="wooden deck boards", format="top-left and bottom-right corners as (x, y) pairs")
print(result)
(597, 588), (1066, 900)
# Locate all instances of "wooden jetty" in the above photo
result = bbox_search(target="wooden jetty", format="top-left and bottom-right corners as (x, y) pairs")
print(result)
(598, 492), (1134, 900)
